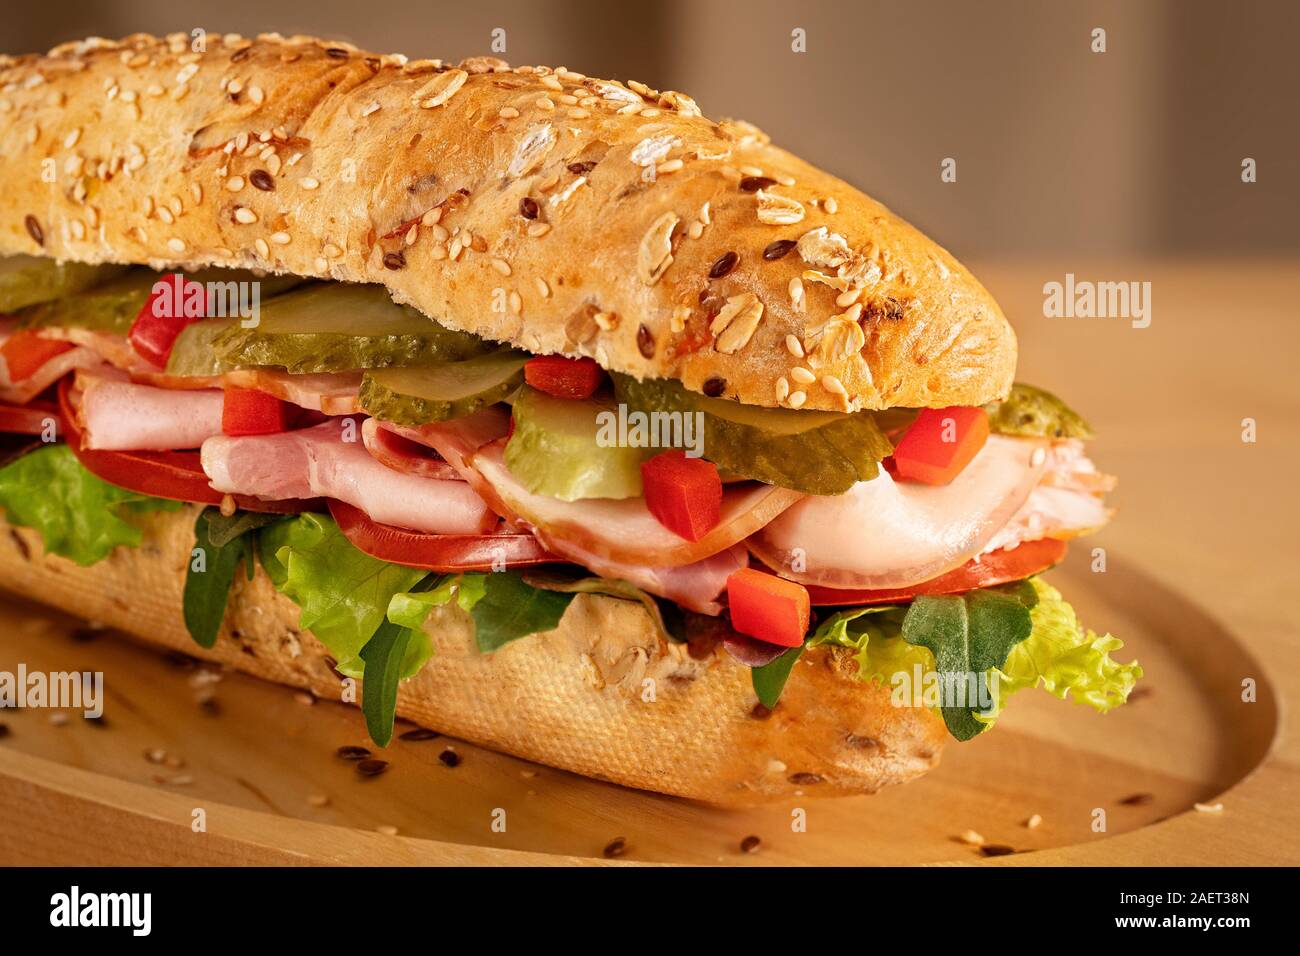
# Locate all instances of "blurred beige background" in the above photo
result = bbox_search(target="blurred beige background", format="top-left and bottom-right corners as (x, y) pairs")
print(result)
(2, 0), (1296, 260)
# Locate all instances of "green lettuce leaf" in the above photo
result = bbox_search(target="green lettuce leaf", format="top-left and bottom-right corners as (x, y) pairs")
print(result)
(980, 578), (1142, 724)
(0, 444), (178, 566)
(258, 513), (426, 675)
(808, 605), (935, 687)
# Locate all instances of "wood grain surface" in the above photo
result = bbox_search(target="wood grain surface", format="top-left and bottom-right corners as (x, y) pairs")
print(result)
(1, 258), (1298, 865)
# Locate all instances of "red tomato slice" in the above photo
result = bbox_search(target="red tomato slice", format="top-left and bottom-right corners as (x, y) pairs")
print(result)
(0, 399), (63, 436)
(1, 331), (74, 382)
(222, 386), (291, 436)
(805, 537), (1068, 606)
(641, 450), (722, 542)
(57, 376), (314, 513)
(328, 499), (558, 572)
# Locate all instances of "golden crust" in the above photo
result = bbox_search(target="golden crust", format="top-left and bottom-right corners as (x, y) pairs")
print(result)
(0, 31), (1015, 412)
(0, 506), (946, 804)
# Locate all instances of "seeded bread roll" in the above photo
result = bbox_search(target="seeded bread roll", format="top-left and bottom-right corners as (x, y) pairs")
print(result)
(0, 31), (1014, 413)
(0, 508), (946, 804)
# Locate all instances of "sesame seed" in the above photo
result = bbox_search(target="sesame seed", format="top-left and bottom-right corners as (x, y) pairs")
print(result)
(567, 108), (590, 119)
(824, 196), (839, 214)
(821, 375), (846, 396)
(270, 231), (291, 245)
(300, 177), (319, 190)
(687, 222), (704, 240)
(499, 106), (520, 119)
(157, 207), (175, 225)
(509, 290), (523, 314)
(776, 377), (790, 402)
(836, 288), (863, 308)
(70, 219), (85, 240)
(527, 222), (551, 238)
(534, 277), (550, 298)
(1025, 814), (1043, 829)
(541, 74), (563, 91)
(842, 302), (864, 323)
(404, 224), (418, 246)
(286, 152), (303, 167)
(787, 390), (807, 409)
(168, 196), (183, 217)
(248, 85), (265, 105)
(63, 127), (81, 148)
(536, 96), (555, 111)
(361, 100), (381, 117)
(1030, 447), (1047, 468)
(430, 223), (449, 241)
(228, 79), (243, 96)
(167, 237), (186, 253)
(657, 158), (683, 173)
(790, 366), (815, 385)
(254, 237), (270, 258)
(233, 207), (258, 224)
(958, 830), (986, 847)
(315, 257), (328, 272)
(191, 183), (203, 205)
(323, 243), (343, 258)
(785, 335), (804, 358)
(225, 176), (245, 192)
(491, 257), (512, 276)
(422, 207), (443, 226)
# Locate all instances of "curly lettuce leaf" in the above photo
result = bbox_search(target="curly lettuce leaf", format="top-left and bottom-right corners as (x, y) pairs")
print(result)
(808, 605), (936, 688)
(258, 513), (426, 676)
(980, 578), (1142, 724)
(0, 444), (179, 566)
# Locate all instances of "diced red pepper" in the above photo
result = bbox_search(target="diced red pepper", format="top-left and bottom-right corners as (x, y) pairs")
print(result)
(128, 275), (207, 368)
(523, 355), (604, 399)
(221, 386), (292, 436)
(640, 450), (722, 542)
(890, 406), (990, 485)
(726, 567), (810, 648)
(0, 330), (74, 382)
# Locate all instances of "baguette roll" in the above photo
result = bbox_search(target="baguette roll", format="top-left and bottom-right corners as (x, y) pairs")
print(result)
(0, 31), (1014, 413)
(0, 508), (946, 805)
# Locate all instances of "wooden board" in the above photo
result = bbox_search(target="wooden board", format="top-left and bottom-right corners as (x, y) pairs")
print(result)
(2, 259), (1299, 865)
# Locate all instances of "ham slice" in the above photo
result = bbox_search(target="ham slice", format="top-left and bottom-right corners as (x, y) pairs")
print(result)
(201, 421), (496, 535)
(76, 370), (225, 450)
(467, 439), (802, 569)
(983, 442), (1114, 553)
(749, 434), (1050, 590)
(222, 369), (362, 414)
(360, 417), (461, 481)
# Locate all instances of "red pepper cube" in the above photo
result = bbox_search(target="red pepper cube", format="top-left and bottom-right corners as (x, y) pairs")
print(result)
(523, 355), (605, 399)
(128, 274), (208, 368)
(0, 330), (74, 382)
(726, 567), (810, 648)
(640, 450), (722, 542)
(890, 406), (990, 485)
(221, 386), (292, 436)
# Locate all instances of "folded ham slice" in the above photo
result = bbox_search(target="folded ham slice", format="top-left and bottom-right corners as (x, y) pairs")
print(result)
(0, 345), (107, 405)
(468, 439), (802, 569)
(222, 369), (361, 414)
(201, 421), (496, 535)
(749, 434), (1050, 590)
(76, 370), (225, 450)
(360, 417), (461, 481)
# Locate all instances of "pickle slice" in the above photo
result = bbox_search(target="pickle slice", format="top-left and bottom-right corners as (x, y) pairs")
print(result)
(984, 383), (1093, 440)
(213, 283), (488, 373)
(504, 386), (647, 501)
(359, 351), (527, 425)
(0, 255), (127, 312)
(19, 267), (301, 335)
(166, 319), (237, 377)
(613, 373), (893, 495)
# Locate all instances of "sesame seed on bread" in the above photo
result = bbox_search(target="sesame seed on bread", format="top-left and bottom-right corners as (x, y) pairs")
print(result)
(0, 31), (1016, 412)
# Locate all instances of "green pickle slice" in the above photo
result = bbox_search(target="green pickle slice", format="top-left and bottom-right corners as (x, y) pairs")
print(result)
(0, 255), (127, 312)
(212, 283), (489, 373)
(19, 267), (301, 335)
(613, 373), (893, 495)
(359, 351), (527, 426)
(984, 383), (1093, 440)
(504, 385), (647, 501)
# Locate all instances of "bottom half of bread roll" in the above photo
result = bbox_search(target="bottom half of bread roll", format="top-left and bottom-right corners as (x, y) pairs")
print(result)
(0, 508), (946, 805)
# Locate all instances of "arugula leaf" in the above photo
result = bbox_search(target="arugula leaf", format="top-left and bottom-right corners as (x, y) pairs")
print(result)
(359, 619), (414, 747)
(985, 383), (1093, 440)
(183, 508), (251, 648)
(752, 644), (805, 709)
(471, 571), (575, 653)
(0, 444), (177, 566)
(258, 513), (426, 674)
(202, 510), (283, 549)
(901, 590), (1033, 740)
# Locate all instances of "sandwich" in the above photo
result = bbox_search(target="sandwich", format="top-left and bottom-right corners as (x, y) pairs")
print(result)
(0, 32), (1141, 804)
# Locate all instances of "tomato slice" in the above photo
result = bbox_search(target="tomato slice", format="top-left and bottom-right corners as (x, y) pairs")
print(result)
(805, 537), (1068, 606)
(641, 450), (722, 542)
(329, 499), (558, 572)
(57, 376), (314, 513)
(0, 399), (63, 437)
(726, 566), (810, 647)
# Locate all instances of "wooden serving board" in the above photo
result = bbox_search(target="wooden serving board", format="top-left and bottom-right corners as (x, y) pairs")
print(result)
(0, 551), (1282, 865)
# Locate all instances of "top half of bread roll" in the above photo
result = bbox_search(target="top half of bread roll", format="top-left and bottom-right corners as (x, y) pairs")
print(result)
(0, 31), (1015, 413)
